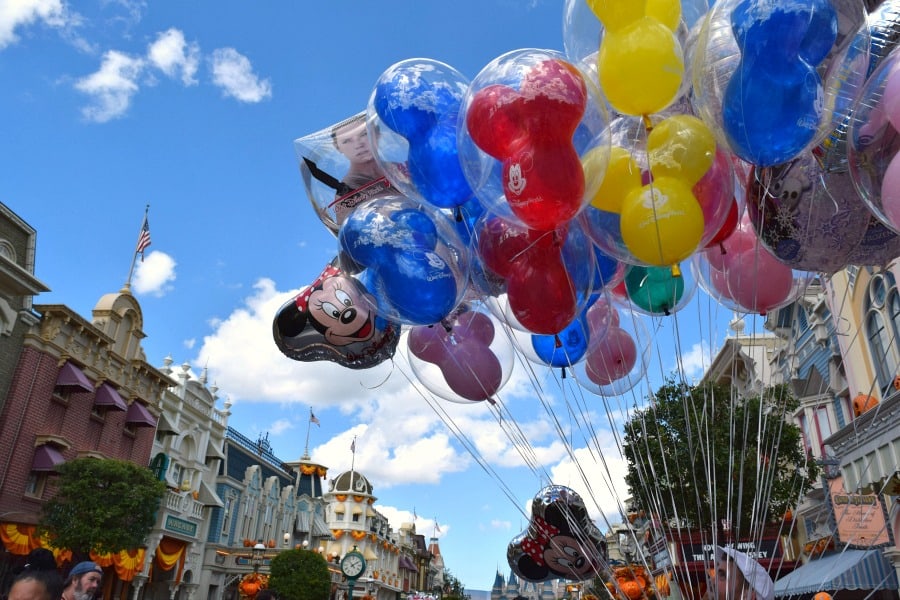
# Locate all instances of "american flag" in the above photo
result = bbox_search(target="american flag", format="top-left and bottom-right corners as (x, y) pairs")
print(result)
(310, 411), (320, 426)
(350, 437), (356, 453)
(136, 213), (152, 261)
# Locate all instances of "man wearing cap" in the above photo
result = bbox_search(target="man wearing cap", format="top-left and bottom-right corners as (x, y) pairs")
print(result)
(61, 562), (102, 600)
(706, 546), (774, 600)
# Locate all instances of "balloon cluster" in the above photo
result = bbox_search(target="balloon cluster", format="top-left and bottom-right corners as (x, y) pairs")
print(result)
(275, 0), (900, 404)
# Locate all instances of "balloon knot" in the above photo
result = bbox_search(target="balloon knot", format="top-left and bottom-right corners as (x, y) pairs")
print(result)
(554, 334), (562, 348)
(455, 207), (463, 222)
(671, 264), (682, 278)
(561, 367), (567, 379)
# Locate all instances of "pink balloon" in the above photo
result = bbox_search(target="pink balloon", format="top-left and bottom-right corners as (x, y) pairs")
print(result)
(725, 248), (794, 315)
(704, 213), (757, 271)
(883, 67), (900, 131)
(881, 154), (900, 231)
(585, 326), (637, 386)
(408, 311), (502, 401)
(708, 264), (733, 300)
(586, 298), (619, 334)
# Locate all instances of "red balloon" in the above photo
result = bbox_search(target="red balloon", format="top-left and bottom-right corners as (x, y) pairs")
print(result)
(704, 196), (740, 250)
(478, 217), (577, 334)
(467, 59), (587, 230)
(585, 326), (637, 386)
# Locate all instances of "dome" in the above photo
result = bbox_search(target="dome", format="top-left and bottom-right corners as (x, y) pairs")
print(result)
(330, 470), (373, 495)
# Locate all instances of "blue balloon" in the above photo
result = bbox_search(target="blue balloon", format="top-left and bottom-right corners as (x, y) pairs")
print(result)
(374, 69), (473, 209)
(723, 0), (837, 166)
(339, 200), (463, 325)
(531, 315), (589, 368)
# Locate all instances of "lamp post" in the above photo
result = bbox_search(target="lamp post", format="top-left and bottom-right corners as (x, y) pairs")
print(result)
(251, 541), (267, 573)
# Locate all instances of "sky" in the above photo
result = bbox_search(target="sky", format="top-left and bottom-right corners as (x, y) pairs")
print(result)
(0, 0), (741, 590)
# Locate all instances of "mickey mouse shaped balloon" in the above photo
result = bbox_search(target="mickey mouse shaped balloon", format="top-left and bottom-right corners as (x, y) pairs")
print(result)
(273, 262), (401, 370)
(508, 485), (608, 582)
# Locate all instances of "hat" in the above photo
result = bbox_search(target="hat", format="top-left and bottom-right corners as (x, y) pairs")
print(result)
(24, 548), (57, 571)
(717, 546), (774, 600)
(69, 561), (103, 577)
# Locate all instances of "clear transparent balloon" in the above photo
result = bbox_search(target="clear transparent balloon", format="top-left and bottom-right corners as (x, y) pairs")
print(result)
(572, 297), (653, 397)
(405, 303), (516, 404)
(848, 47), (900, 234)
(458, 48), (611, 231)
(367, 59), (474, 211)
(692, 0), (863, 167)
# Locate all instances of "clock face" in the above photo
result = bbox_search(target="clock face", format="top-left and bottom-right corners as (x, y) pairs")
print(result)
(341, 553), (365, 578)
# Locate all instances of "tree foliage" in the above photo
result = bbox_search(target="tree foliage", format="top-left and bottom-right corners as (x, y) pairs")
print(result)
(441, 570), (467, 600)
(621, 379), (818, 535)
(267, 549), (331, 600)
(38, 456), (166, 556)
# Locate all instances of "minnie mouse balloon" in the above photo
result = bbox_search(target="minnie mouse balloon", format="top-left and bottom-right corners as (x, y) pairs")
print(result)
(508, 485), (607, 582)
(273, 262), (401, 370)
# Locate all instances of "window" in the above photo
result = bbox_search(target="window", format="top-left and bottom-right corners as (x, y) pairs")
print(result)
(223, 497), (234, 535)
(352, 513), (361, 522)
(169, 462), (184, 488)
(864, 273), (900, 395)
(815, 406), (833, 457)
(24, 473), (47, 498)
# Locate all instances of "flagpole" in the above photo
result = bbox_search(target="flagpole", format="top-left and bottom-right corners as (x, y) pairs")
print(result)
(350, 435), (357, 474)
(125, 204), (150, 290)
(303, 407), (313, 459)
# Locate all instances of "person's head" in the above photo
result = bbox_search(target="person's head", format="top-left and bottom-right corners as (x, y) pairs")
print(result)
(63, 562), (102, 600)
(256, 590), (276, 600)
(24, 549), (57, 572)
(331, 115), (373, 164)
(710, 547), (773, 600)
(9, 569), (64, 600)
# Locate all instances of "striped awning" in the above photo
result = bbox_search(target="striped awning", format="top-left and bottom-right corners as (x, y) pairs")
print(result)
(774, 549), (899, 596)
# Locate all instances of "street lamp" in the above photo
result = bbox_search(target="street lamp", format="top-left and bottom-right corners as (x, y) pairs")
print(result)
(251, 541), (267, 573)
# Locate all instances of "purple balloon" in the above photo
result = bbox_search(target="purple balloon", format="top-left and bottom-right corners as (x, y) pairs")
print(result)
(408, 310), (502, 402)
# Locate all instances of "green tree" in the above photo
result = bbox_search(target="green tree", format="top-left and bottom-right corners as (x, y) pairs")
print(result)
(622, 379), (818, 536)
(267, 548), (331, 600)
(441, 569), (466, 600)
(38, 456), (166, 556)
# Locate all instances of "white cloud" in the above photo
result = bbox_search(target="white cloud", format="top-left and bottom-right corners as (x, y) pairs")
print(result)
(195, 278), (595, 490)
(269, 418), (294, 436)
(489, 519), (511, 530)
(147, 28), (199, 85)
(74, 49), (144, 122)
(548, 436), (631, 526)
(675, 340), (713, 381)
(209, 47), (271, 103)
(133, 250), (176, 296)
(0, 0), (68, 49)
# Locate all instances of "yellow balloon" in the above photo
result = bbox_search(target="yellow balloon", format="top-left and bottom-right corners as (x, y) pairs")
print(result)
(647, 0), (681, 32)
(586, 0), (648, 32)
(647, 115), (716, 184)
(598, 18), (684, 116)
(620, 176), (704, 266)
(586, 146), (642, 214)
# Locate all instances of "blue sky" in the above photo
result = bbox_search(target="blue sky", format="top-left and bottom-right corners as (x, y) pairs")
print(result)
(0, 0), (742, 590)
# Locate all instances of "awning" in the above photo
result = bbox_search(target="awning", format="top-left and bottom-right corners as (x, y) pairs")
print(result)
(125, 402), (157, 427)
(94, 383), (127, 411)
(31, 445), (65, 472)
(352, 506), (363, 515)
(197, 481), (224, 507)
(205, 439), (226, 460)
(399, 555), (417, 571)
(311, 512), (330, 537)
(156, 412), (179, 436)
(774, 549), (899, 596)
(55, 361), (93, 392)
(363, 547), (377, 561)
(334, 505), (345, 513)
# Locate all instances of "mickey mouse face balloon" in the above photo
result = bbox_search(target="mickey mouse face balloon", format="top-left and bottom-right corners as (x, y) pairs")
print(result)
(508, 485), (607, 582)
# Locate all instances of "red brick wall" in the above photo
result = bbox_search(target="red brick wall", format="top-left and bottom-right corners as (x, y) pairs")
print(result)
(0, 346), (156, 523)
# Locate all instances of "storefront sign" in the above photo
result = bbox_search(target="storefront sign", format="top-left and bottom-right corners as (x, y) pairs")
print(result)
(164, 515), (197, 537)
(828, 476), (890, 547)
(679, 538), (780, 563)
